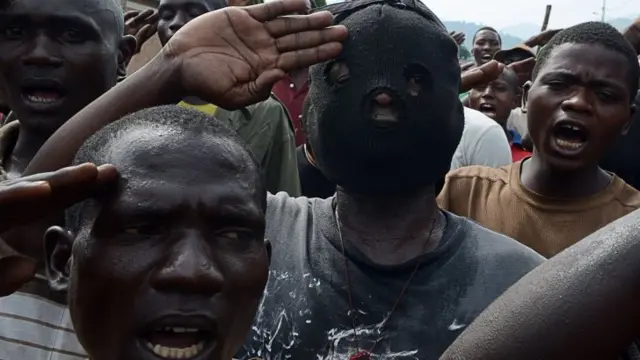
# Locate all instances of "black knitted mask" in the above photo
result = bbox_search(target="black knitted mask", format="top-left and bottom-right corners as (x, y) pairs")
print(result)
(304, 1), (464, 195)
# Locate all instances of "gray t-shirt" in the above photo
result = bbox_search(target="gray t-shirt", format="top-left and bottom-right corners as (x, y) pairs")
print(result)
(239, 193), (544, 360)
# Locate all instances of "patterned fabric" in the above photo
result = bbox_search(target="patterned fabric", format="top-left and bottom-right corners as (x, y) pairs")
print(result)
(0, 276), (87, 359)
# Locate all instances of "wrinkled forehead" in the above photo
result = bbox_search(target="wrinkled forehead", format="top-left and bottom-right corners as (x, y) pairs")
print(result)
(310, 5), (459, 79)
(5, 0), (121, 36)
(99, 128), (264, 208)
(110, 129), (253, 180)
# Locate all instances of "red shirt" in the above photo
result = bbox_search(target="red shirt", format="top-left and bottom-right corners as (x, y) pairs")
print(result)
(511, 143), (532, 162)
(272, 72), (309, 146)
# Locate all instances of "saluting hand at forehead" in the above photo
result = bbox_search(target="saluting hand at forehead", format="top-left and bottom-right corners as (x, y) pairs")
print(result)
(0, 162), (118, 297)
(161, 0), (348, 109)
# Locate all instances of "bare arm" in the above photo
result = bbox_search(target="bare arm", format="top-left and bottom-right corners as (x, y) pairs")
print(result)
(440, 209), (640, 360)
(24, 0), (347, 175)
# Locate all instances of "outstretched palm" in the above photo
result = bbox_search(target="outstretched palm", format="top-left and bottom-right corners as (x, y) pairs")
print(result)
(163, 0), (347, 109)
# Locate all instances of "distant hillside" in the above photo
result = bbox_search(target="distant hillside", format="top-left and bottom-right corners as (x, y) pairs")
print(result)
(443, 21), (524, 50)
(445, 17), (637, 52)
(608, 17), (635, 31)
(501, 23), (540, 40)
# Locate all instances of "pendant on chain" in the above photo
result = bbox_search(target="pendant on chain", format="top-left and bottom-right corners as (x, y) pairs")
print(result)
(349, 350), (371, 360)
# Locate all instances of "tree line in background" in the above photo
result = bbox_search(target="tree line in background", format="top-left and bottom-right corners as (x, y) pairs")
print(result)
(459, 45), (471, 60)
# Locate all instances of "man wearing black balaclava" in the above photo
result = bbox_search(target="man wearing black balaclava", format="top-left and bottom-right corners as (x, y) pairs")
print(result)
(238, 0), (543, 359)
(0, 0), (542, 358)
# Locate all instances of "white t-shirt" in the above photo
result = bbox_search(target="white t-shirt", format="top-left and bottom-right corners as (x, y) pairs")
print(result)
(507, 107), (528, 138)
(450, 107), (512, 170)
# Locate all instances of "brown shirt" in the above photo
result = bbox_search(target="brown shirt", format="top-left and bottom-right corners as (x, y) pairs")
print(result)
(437, 160), (640, 257)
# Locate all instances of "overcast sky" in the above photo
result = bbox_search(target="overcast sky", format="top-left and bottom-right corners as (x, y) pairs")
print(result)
(325, 0), (639, 29)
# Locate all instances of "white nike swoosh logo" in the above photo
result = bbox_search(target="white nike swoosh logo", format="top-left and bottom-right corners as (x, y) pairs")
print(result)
(448, 319), (466, 331)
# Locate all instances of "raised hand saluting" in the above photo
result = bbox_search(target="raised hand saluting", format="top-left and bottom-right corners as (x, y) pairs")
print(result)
(124, 9), (159, 54)
(0, 163), (118, 296)
(161, 0), (347, 109)
(27, 0), (348, 175)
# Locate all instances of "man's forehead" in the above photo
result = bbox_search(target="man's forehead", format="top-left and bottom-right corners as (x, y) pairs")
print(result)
(543, 43), (627, 74)
(107, 128), (257, 183)
(115, 174), (260, 207)
(6, 0), (119, 27)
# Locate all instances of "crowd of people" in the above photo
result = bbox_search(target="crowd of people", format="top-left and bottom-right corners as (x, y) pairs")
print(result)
(0, 0), (640, 359)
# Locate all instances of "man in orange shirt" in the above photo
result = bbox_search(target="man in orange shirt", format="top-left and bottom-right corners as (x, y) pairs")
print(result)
(438, 22), (640, 258)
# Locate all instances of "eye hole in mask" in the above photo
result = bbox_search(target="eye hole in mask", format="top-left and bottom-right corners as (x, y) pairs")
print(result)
(326, 60), (350, 86)
(404, 63), (431, 96)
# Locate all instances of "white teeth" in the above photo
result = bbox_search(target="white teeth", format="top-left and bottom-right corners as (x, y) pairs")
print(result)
(146, 341), (205, 359)
(555, 138), (584, 150)
(172, 327), (199, 333)
(158, 327), (199, 333)
(560, 124), (583, 132)
(26, 95), (58, 104)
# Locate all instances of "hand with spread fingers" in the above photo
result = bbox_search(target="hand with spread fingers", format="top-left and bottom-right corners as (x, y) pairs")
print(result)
(508, 57), (536, 86)
(0, 163), (118, 297)
(525, 28), (562, 48)
(161, 0), (348, 109)
(460, 60), (504, 93)
(124, 9), (160, 54)
(450, 31), (466, 46)
(460, 57), (535, 93)
(623, 16), (640, 55)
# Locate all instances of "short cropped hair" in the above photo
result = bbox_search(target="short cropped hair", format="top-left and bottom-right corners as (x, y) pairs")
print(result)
(473, 26), (502, 45)
(66, 105), (261, 232)
(501, 67), (521, 94)
(533, 21), (640, 102)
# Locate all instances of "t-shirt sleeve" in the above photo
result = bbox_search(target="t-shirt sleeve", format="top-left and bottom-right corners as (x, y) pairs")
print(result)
(437, 173), (471, 217)
(468, 122), (512, 168)
(506, 108), (528, 137)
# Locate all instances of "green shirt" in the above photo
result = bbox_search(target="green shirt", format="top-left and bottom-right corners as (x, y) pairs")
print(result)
(181, 96), (301, 196)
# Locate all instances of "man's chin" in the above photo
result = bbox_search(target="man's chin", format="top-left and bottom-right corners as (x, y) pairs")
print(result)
(15, 114), (68, 135)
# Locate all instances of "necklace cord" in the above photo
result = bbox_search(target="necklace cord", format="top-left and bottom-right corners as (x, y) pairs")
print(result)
(335, 206), (439, 356)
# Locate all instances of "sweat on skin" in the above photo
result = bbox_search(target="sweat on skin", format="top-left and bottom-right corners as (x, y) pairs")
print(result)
(46, 106), (270, 360)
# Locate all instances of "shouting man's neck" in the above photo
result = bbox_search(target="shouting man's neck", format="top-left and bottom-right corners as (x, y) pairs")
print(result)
(5, 130), (50, 179)
(521, 154), (612, 199)
(335, 186), (445, 266)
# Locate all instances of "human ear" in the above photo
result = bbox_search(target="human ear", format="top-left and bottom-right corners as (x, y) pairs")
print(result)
(117, 35), (137, 81)
(44, 226), (74, 293)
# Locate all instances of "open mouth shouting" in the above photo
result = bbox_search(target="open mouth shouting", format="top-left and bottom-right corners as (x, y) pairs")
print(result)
(478, 102), (497, 119)
(481, 53), (493, 62)
(139, 315), (217, 360)
(550, 120), (589, 155)
(20, 79), (67, 111)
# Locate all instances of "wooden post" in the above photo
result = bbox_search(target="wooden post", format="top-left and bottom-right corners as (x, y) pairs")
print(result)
(541, 5), (552, 31)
